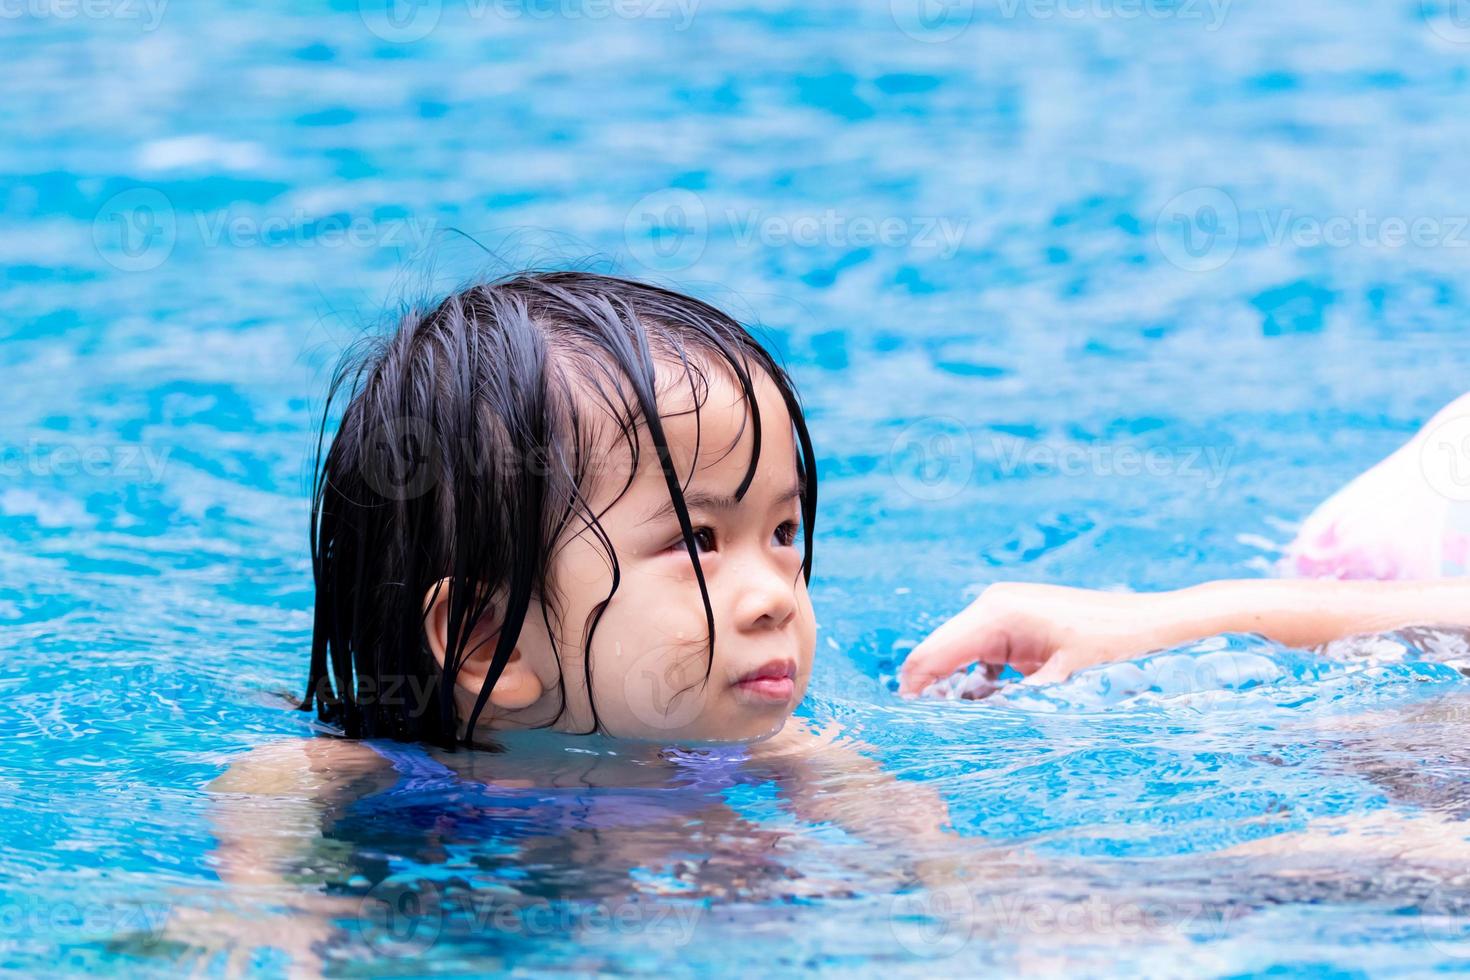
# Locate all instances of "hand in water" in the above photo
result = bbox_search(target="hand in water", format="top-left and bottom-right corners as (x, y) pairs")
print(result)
(898, 583), (1148, 696)
(900, 576), (1470, 698)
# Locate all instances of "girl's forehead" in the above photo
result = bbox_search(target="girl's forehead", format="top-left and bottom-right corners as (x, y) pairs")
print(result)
(576, 363), (796, 512)
(654, 365), (796, 474)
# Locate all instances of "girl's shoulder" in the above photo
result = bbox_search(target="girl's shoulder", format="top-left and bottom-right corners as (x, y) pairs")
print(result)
(208, 736), (392, 797)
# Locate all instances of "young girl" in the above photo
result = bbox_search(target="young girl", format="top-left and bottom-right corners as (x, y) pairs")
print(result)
(203, 272), (1468, 967)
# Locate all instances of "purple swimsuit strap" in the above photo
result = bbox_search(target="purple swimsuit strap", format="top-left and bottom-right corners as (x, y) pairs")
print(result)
(363, 739), (462, 794)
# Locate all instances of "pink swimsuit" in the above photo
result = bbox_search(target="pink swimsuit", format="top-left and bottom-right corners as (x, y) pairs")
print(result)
(1286, 394), (1470, 580)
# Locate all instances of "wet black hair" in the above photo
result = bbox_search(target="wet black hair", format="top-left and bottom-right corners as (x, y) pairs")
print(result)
(303, 271), (818, 748)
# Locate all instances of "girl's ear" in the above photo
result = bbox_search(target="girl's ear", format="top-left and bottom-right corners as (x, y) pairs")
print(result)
(422, 579), (544, 713)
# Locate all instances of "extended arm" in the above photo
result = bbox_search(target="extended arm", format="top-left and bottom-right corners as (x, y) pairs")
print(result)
(900, 579), (1470, 694)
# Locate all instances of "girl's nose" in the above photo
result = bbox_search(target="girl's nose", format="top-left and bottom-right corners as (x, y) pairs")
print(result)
(735, 560), (799, 633)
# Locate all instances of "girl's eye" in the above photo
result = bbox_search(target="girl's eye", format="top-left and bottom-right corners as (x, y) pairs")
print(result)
(773, 521), (800, 548)
(670, 527), (717, 554)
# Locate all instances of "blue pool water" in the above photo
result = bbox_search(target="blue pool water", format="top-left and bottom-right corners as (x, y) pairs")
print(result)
(4, 0), (1470, 975)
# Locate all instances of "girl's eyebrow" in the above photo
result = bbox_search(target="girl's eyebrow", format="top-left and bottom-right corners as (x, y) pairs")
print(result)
(639, 484), (802, 526)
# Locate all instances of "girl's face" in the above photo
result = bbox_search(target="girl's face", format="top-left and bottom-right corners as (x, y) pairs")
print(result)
(504, 363), (817, 743)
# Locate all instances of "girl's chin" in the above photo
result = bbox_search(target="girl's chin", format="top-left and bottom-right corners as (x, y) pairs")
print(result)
(664, 714), (794, 746)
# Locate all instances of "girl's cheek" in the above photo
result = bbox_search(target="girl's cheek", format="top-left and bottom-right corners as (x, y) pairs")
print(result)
(621, 577), (712, 642)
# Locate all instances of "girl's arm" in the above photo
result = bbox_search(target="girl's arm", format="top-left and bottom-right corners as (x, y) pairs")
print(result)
(206, 736), (392, 882)
(755, 722), (1044, 886)
(757, 721), (960, 848)
(899, 579), (1470, 694)
(167, 738), (392, 973)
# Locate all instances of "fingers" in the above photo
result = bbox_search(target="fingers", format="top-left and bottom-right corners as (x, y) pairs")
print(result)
(897, 615), (1010, 696)
(1018, 654), (1072, 687)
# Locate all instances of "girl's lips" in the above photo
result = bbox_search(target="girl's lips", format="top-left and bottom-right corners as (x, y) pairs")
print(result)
(735, 676), (796, 702)
(733, 659), (797, 703)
